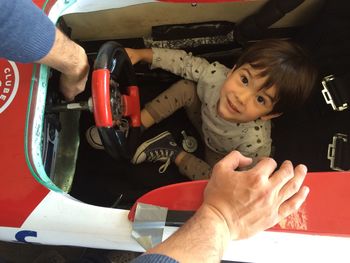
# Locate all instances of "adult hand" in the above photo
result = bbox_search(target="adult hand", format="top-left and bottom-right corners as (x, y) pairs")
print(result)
(58, 49), (89, 101)
(145, 151), (309, 263)
(37, 28), (89, 101)
(203, 150), (309, 240)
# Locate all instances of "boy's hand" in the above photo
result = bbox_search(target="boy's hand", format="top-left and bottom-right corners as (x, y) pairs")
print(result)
(125, 48), (153, 65)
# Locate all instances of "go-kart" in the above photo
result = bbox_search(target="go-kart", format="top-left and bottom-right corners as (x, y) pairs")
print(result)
(1, 0), (350, 262)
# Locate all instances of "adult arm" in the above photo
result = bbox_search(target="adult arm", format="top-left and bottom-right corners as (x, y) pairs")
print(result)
(37, 28), (89, 101)
(0, 0), (88, 101)
(133, 151), (309, 263)
(0, 0), (55, 62)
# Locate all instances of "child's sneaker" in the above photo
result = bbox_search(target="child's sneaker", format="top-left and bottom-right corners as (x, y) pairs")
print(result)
(131, 131), (181, 173)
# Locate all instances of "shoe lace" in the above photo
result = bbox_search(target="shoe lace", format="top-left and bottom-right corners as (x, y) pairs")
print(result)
(159, 158), (171, 174)
(147, 149), (174, 173)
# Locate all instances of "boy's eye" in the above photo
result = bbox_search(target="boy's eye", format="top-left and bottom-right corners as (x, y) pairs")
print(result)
(241, 76), (249, 86)
(256, 96), (265, 105)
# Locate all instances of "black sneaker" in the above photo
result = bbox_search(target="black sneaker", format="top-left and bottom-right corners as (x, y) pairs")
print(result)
(131, 131), (180, 173)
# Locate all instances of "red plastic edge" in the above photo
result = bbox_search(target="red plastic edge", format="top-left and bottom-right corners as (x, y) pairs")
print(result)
(128, 180), (208, 221)
(91, 69), (113, 127)
(122, 85), (141, 127)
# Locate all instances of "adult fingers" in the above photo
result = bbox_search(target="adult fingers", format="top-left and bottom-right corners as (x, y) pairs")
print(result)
(248, 157), (277, 179)
(215, 151), (252, 172)
(60, 76), (87, 102)
(278, 185), (310, 219)
(269, 160), (295, 189)
(61, 85), (83, 101)
(59, 82), (75, 102)
(277, 164), (308, 203)
(64, 93), (74, 102)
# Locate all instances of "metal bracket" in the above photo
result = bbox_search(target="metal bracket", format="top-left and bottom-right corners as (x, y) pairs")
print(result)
(327, 133), (350, 171)
(321, 75), (348, 111)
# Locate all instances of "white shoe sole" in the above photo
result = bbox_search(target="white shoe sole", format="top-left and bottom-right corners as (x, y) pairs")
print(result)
(86, 126), (104, 150)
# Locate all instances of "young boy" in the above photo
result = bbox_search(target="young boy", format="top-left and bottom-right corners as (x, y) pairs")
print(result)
(88, 39), (317, 180)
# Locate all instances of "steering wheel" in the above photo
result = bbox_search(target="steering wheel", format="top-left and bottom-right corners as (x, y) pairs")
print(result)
(91, 41), (141, 160)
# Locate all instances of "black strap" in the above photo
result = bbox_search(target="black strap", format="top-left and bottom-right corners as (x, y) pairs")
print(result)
(234, 0), (305, 45)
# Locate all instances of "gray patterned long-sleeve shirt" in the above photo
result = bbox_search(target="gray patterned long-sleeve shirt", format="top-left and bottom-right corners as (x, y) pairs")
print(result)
(151, 48), (271, 162)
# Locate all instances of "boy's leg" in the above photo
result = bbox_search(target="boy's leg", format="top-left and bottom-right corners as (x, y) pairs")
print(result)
(132, 80), (210, 178)
(143, 79), (198, 128)
(131, 131), (182, 173)
(132, 130), (211, 179)
(176, 152), (211, 180)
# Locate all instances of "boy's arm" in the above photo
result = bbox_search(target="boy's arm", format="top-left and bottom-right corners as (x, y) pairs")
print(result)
(125, 48), (153, 65)
(125, 48), (211, 82)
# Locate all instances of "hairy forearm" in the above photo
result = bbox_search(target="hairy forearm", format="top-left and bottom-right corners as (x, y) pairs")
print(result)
(37, 28), (89, 101)
(147, 205), (231, 263)
(37, 28), (88, 77)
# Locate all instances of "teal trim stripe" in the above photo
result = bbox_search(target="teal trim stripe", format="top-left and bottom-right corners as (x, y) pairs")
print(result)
(24, 0), (78, 192)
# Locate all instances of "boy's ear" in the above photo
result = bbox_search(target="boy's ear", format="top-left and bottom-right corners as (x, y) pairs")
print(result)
(260, 112), (282, 121)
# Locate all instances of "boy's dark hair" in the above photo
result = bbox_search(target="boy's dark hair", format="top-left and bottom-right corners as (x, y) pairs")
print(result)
(235, 39), (317, 113)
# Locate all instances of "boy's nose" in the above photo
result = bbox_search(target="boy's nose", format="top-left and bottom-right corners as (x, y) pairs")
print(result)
(237, 91), (252, 106)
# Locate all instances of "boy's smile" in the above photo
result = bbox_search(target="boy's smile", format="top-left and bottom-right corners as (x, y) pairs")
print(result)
(217, 64), (279, 123)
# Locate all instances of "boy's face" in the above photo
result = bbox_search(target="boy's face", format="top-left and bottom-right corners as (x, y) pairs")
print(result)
(218, 63), (279, 123)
